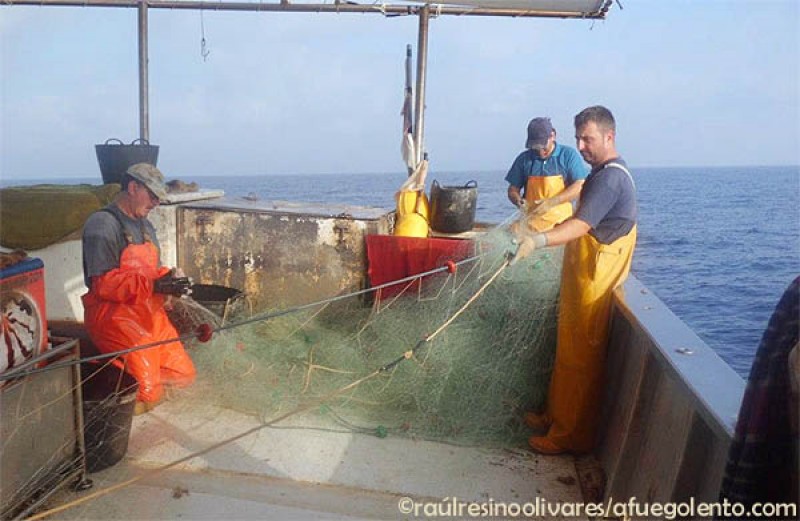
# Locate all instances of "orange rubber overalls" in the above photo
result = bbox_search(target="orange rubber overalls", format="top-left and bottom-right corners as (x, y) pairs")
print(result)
(82, 212), (195, 403)
(524, 175), (574, 232)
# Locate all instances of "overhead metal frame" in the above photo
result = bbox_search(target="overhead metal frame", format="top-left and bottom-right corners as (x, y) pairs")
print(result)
(2, 0), (612, 161)
(4, 0), (612, 18)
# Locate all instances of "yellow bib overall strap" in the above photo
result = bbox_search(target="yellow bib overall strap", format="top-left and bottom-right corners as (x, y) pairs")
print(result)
(544, 224), (637, 452)
(524, 176), (574, 231)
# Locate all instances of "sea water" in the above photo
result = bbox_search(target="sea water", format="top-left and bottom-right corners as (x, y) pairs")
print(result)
(3, 165), (798, 377)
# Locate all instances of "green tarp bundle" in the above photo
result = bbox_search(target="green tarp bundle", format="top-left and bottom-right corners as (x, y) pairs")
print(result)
(0, 184), (120, 250)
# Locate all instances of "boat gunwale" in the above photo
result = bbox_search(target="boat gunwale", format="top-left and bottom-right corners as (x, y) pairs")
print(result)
(612, 274), (745, 441)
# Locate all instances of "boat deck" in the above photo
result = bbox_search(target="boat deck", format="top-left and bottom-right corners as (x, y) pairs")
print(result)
(49, 399), (587, 520)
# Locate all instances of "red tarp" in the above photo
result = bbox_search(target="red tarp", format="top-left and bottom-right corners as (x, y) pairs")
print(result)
(366, 235), (475, 298)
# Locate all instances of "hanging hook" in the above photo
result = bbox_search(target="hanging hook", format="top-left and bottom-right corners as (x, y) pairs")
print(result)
(200, 10), (211, 62)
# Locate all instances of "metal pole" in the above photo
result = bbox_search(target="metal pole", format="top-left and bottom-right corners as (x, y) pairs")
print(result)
(404, 44), (414, 176)
(138, 0), (149, 142)
(405, 44), (413, 134)
(413, 4), (429, 166)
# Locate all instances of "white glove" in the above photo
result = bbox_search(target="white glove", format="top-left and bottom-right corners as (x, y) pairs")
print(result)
(509, 233), (547, 266)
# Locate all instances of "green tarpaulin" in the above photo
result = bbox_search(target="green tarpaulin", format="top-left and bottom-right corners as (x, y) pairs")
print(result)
(0, 184), (120, 250)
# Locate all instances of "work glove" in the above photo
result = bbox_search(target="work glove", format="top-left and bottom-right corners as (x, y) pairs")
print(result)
(154, 269), (193, 297)
(529, 197), (560, 216)
(509, 233), (547, 266)
(508, 210), (533, 243)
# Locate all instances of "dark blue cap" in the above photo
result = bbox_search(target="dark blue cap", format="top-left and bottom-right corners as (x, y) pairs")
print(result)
(526, 117), (554, 150)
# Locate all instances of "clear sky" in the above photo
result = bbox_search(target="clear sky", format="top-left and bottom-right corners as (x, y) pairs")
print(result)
(1, 0), (798, 179)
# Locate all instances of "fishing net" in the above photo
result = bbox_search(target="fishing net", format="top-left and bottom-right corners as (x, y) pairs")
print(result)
(176, 225), (563, 447)
(167, 296), (223, 339)
(0, 220), (564, 519)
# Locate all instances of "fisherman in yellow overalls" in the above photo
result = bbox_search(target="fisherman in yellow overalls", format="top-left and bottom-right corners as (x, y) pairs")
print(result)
(512, 106), (638, 454)
(505, 117), (588, 231)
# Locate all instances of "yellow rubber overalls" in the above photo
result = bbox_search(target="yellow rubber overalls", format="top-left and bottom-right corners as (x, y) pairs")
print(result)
(544, 162), (637, 452)
(524, 175), (574, 232)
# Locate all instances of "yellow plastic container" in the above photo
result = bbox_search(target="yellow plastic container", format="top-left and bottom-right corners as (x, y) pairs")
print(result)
(394, 212), (429, 238)
(395, 190), (430, 221)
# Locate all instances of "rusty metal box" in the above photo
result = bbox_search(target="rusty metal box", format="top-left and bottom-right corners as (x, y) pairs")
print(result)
(177, 198), (393, 312)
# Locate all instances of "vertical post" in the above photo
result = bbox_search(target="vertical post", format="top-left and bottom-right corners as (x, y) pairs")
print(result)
(138, 0), (149, 142)
(403, 44), (414, 176)
(70, 341), (92, 489)
(413, 5), (429, 166)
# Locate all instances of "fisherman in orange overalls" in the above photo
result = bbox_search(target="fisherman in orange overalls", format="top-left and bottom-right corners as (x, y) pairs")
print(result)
(512, 106), (638, 455)
(82, 163), (195, 414)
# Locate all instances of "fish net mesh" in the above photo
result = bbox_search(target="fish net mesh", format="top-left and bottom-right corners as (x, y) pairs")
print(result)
(176, 227), (562, 447)
(0, 225), (563, 518)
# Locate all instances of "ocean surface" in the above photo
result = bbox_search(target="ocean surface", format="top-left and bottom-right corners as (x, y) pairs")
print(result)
(3, 165), (799, 377)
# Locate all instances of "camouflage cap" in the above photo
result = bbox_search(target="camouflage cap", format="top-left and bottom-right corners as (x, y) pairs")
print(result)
(125, 163), (169, 202)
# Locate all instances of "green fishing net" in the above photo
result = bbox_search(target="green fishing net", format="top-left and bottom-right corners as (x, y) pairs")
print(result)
(179, 227), (562, 447)
(0, 223), (565, 519)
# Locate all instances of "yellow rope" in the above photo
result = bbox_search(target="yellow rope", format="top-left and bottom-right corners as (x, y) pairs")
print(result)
(425, 258), (509, 342)
(27, 369), (382, 521)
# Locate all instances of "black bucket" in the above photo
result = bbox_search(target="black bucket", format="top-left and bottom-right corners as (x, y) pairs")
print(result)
(192, 284), (245, 319)
(80, 362), (138, 473)
(429, 180), (478, 234)
(95, 138), (159, 185)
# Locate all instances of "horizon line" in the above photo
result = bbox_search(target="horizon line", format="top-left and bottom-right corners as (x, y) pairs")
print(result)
(2, 163), (799, 181)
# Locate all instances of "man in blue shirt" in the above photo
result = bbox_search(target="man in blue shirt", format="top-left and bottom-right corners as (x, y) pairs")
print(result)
(505, 117), (588, 231)
(512, 106), (638, 455)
